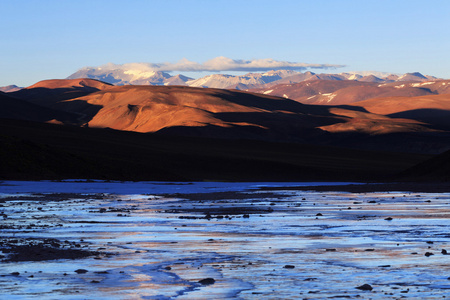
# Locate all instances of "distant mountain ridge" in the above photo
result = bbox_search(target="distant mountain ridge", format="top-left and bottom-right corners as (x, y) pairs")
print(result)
(251, 79), (450, 106)
(0, 85), (22, 92)
(66, 64), (439, 90)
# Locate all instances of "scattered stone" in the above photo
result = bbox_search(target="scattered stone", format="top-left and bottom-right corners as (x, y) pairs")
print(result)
(356, 284), (373, 291)
(316, 213), (323, 216)
(424, 252), (434, 257)
(442, 249), (448, 255)
(384, 217), (393, 221)
(10, 272), (20, 276)
(326, 248), (336, 252)
(91, 280), (100, 283)
(198, 278), (215, 285)
(283, 265), (295, 269)
(75, 269), (88, 274)
(304, 278), (317, 281)
(378, 265), (391, 268)
(243, 214), (250, 218)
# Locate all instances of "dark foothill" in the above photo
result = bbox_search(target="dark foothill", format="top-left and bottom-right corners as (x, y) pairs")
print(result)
(356, 284), (373, 291)
(198, 278), (215, 285)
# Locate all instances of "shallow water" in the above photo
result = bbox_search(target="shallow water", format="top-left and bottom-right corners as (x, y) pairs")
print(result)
(1, 181), (449, 299)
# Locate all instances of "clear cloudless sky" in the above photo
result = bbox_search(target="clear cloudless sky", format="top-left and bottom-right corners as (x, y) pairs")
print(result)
(1, 0), (449, 86)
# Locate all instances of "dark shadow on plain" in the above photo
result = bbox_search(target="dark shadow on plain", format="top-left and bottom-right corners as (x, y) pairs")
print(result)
(388, 108), (450, 131)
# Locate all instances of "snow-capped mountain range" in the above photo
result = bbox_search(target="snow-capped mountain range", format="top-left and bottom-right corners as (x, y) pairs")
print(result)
(66, 64), (438, 90)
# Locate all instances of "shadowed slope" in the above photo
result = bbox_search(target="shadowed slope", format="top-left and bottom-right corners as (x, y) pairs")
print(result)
(0, 118), (429, 181)
(399, 149), (450, 181)
(353, 94), (450, 130)
(11, 78), (113, 107)
(0, 91), (79, 124)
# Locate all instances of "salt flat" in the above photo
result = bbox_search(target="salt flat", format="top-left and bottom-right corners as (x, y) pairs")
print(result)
(1, 181), (449, 299)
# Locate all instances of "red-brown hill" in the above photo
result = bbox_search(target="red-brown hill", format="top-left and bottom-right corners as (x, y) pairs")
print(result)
(54, 84), (438, 143)
(352, 93), (450, 130)
(10, 78), (113, 108)
(6, 79), (450, 154)
(251, 80), (450, 106)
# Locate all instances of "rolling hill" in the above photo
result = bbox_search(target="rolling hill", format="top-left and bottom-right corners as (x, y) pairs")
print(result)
(251, 79), (450, 106)
(2, 77), (450, 181)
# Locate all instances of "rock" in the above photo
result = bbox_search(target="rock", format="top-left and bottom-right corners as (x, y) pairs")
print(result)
(384, 217), (393, 221)
(442, 249), (448, 255)
(424, 252), (434, 257)
(356, 284), (373, 291)
(284, 265), (295, 269)
(75, 269), (88, 274)
(198, 278), (215, 285)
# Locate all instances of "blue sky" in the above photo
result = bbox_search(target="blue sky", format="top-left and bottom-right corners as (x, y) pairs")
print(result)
(1, 0), (449, 86)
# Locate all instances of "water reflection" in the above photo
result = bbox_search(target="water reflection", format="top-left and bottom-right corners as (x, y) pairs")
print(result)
(0, 182), (449, 299)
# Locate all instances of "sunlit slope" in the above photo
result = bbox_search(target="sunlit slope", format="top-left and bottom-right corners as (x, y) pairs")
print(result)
(61, 85), (343, 137)
(353, 93), (450, 130)
(58, 85), (435, 138)
(251, 80), (450, 106)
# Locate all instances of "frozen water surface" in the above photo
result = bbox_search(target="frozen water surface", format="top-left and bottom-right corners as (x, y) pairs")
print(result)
(0, 181), (449, 299)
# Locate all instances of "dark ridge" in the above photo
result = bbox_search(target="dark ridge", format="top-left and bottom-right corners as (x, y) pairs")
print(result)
(0, 118), (428, 182)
